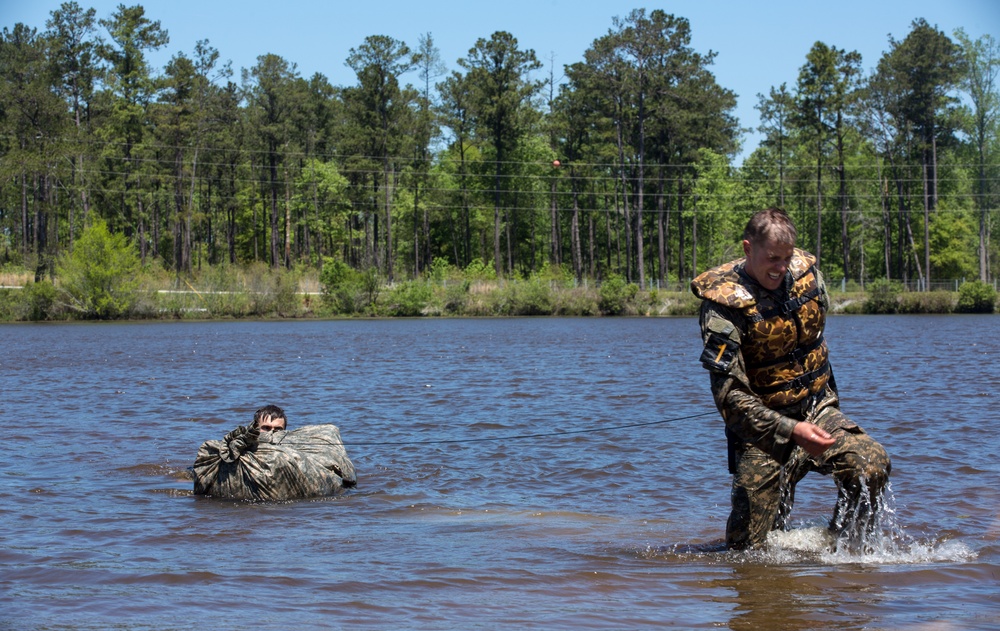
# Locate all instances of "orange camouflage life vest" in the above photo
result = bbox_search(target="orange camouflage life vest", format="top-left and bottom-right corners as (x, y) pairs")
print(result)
(692, 248), (830, 409)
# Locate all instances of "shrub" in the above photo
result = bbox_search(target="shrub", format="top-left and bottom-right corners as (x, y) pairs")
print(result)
(21, 280), (59, 320)
(319, 259), (381, 315)
(441, 279), (471, 314)
(862, 279), (902, 314)
(661, 292), (701, 316)
(428, 257), (455, 282)
(197, 264), (253, 317)
(463, 258), (496, 281)
(242, 262), (297, 317)
(489, 278), (554, 316)
(380, 281), (433, 317)
(1, 281), (61, 321)
(956, 280), (997, 313)
(56, 220), (143, 319)
(598, 274), (638, 315)
(897, 291), (955, 314)
(551, 286), (600, 316)
(320, 259), (359, 314)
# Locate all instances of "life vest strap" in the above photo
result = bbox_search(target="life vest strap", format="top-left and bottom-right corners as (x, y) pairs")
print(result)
(746, 333), (825, 370)
(753, 362), (830, 395)
(748, 284), (822, 323)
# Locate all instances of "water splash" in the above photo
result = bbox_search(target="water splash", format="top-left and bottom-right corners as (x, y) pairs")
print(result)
(763, 483), (978, 565)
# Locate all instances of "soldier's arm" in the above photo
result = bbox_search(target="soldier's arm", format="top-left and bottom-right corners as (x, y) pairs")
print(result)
(699, 301), (798, 462)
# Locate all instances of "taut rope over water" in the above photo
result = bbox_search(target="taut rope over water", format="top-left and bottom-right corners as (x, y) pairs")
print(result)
(328, 410), (717, 447)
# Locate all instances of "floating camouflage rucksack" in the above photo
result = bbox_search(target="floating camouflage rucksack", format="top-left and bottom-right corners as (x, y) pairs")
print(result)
(193, 422), (356, 501)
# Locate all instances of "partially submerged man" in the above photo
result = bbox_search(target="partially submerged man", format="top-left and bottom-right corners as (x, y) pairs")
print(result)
(254, 404), (287, 433)
(691, 207), (891, 550)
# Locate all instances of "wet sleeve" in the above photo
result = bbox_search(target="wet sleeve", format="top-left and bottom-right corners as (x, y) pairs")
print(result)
(699, 301), (798, 461)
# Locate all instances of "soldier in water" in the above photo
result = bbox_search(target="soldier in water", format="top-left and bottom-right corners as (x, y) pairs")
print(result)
(254, 404), (287, 433)
(691, 207), (891, 550)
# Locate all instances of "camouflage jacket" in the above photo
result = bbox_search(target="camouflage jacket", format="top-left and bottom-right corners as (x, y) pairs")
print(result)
(691, 251), (842, 465)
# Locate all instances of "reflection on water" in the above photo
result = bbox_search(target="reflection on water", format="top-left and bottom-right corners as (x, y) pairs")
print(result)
(0, 316), (997, 630)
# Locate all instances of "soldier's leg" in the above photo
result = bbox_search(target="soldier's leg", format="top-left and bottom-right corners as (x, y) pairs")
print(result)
(811, 407), (892, 545)
(773, 446), (812, 532)
(727, 446), (785, 550)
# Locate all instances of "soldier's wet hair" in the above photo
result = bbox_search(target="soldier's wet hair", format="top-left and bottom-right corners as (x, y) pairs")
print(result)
(254, 404), (287, 426)
(743, 207), (797, 246)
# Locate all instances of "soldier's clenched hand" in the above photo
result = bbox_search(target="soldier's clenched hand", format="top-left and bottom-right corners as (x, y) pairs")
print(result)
(792, 421), (835, 457)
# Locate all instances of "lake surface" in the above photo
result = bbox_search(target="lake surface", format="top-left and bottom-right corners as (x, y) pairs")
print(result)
(1, 316), (997, 630)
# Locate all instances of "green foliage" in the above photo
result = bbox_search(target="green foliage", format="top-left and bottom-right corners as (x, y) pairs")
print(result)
(21, 280), (59, 321)
(191, 265), (253, 317)
(495, 278), (553, 316)
(441, 279), (472, 315)
(862, 279), (903, 314)
(956, 280), (997, 313)
(319, 259), (360, 314)
(429, 257), (454, 281)
(57, 220), (143, 319)
(319, 259), (382, 315)
(226, 262), (300, 317)
(380, 281), (433, 317)
(551, 287), (600, 316)
(0, 281), (61, 321)
(598, 274), (639, 315)
(897, 291), (956, 314)
(1, 10), (995, 297)
(463, 258), (497, 281)
(929, 205), (977, 279)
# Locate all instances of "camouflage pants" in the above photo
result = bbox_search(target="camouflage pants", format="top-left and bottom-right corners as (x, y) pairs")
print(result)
(727, 406), (891, 550)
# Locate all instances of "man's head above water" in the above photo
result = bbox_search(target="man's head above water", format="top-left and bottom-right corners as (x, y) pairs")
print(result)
(742, 207), (797, 292)
(253, 404), (287, 432)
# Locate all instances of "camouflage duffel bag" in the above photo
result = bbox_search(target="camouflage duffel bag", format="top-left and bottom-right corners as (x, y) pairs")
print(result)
(193, 423), (357, 501)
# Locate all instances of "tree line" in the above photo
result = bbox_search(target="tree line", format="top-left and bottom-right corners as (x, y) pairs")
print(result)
(1, 3), (998, 290)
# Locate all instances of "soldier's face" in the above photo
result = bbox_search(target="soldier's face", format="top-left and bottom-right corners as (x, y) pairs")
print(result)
(743, 237), (794, 291)
(259, 414), (286, 432)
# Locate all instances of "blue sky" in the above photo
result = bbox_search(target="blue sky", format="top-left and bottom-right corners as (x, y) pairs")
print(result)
(3, 0), (998, 161)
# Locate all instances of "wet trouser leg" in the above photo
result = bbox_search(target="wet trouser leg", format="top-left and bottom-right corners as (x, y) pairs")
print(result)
(726, 407), (891, 550)
(810, 408), (892, 546)
(727, 446), (801, 550)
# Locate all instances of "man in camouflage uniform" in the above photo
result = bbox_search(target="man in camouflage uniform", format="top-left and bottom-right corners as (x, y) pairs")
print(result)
(691, 208), (890, 550)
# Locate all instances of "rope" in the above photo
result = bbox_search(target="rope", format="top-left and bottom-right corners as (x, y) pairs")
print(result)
(330, 410), (717, 448)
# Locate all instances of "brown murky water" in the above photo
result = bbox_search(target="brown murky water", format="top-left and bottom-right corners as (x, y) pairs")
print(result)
(1, 316), (996, 630)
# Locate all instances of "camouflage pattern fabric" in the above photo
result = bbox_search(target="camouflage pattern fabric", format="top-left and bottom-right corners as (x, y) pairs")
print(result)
(691, 248), (829, 408)
(728, 406), (890, 550)
(691, 251), (891, 550)
(193, 423), (357, 501)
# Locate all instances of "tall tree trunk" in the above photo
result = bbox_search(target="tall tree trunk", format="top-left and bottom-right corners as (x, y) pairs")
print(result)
(614, 123), (632, 281)
(493, 161), (502, 277)
(384, 157), (393, 282)
(677, 179), (685, 281)
(922, 153), (931, 290)
(587, 199), (597, 277)
(656, 168), (666, 284)
(880, 169), (891, 283)
(691, 205), (698, 277)
(571, 172), (582, 283)
(550, 178), (560, 266)
(268, 152), (280, 268)
(979, 142), (989, 280)
(20, 172), (28, 257)
(815, 151), (823, 265)
(837, 126), (850, 280)
(284, 164), (292, 269)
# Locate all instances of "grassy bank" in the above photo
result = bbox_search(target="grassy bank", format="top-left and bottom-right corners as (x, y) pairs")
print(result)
(1, 262), (996, 322)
